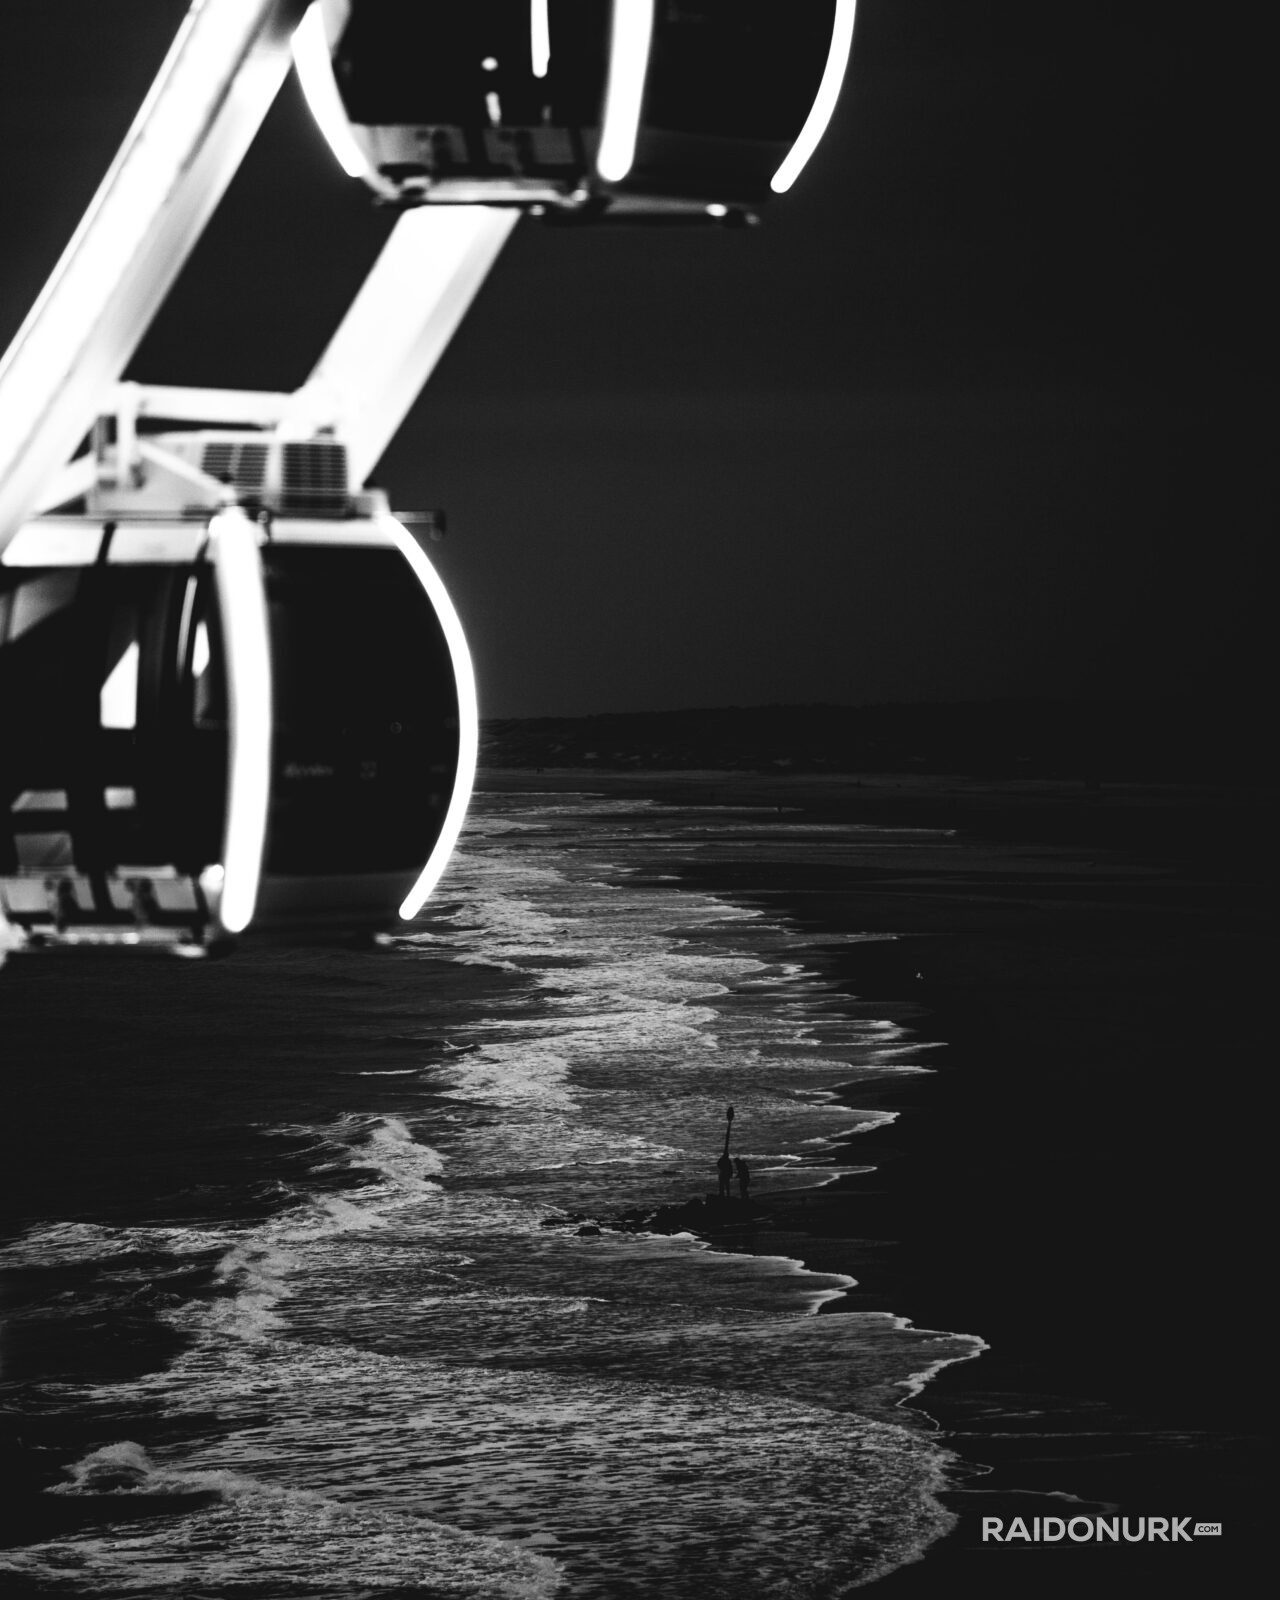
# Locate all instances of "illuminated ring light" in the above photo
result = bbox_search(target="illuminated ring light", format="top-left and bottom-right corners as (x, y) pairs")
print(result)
(207, 508), (273, 937)
(596, 0), (656, 184)
(379, 516), (480, 921)
(771, 0), (858, 194)
(530, 0), (551, 80)
(292, 2), (397, 198)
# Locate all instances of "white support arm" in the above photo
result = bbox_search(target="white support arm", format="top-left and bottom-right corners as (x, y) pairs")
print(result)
(127, 382), (294, 429)
(33, 456), (99, 518)
(0, 0), (309, 557)
(136, 440), (237, 503)
(278, 206), (521, 485)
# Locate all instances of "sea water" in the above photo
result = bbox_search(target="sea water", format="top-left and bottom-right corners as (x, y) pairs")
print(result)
(0, 788), (981, 1597)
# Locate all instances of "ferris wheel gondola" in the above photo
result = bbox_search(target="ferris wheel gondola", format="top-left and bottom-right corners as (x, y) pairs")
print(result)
(294, 0), (857, 218)
(1, 440), (470, 953)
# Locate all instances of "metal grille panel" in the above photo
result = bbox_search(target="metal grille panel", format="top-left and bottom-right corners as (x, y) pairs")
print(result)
(280, 442), (349, 514)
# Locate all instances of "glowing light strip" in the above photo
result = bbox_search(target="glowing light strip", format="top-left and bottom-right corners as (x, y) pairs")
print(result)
(380, 517), (479, 920)
(292, 2), (393, 192)
(771, 0), (858, 194)
(530, 0), (551, 78)
(596, 0), (655, 183)
(209, 508), (273, 935)
(100, 640), (140, 730)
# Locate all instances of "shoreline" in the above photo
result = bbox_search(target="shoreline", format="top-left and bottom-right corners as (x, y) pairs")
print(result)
(3, 773), (1263, 1589)
(477, 767), (1267, 1585)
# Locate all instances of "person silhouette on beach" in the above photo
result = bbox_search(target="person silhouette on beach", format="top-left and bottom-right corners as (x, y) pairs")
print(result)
(735, 1157), (751, 1201)
(716, 1151), (733, 1200)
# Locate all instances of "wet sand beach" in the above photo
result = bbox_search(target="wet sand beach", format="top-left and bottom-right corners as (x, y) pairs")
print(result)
(478, 768), (1270, 1589)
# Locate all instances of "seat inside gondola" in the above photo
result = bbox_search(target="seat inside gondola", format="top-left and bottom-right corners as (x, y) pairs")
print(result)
(1, 547), (225, 947)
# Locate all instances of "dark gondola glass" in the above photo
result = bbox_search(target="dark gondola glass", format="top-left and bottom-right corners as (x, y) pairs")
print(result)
(262, 544), (459, 880)
(299, 0), (852, 216)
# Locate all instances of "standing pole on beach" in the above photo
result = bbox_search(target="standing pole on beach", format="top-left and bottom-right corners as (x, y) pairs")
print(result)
(723, 1105), (735, 1159)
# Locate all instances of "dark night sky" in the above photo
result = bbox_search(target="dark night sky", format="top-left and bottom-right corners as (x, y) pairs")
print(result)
(2, 3), (1269, 717)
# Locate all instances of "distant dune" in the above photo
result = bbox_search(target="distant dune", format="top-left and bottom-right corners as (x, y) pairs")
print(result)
(480, 700), (1265, 783)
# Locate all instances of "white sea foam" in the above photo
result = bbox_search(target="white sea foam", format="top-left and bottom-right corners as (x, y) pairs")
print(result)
(306, 1194), (391, 1232)
(367, 1115), (447, 1187)
(440, 1041), (580, 1112)
(16, 1440), (565, 1598)
(207, 1241), (294, 1340)
(15, 1335), (964, 1597)
(4, 787), (975, 1597)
